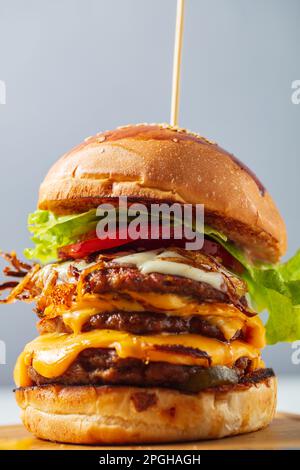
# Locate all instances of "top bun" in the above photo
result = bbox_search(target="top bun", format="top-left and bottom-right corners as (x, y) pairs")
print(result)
(38, 123), (286, 262)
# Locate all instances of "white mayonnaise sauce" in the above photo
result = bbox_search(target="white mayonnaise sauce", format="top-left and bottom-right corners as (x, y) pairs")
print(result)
(112, 250), (225, 291)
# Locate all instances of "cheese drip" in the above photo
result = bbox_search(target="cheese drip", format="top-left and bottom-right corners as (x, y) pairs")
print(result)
(14, 330), (262, 387)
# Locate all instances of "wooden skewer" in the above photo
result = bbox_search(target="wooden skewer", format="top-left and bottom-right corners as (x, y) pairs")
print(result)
(170, 0), (186, 127)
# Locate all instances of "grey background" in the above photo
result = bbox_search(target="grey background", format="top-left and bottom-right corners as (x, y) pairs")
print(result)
(0, 0), (299, 385)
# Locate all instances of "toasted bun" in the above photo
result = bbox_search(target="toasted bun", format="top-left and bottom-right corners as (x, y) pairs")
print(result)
(38, 124), (286, 262)
(15, 377), (276, 444)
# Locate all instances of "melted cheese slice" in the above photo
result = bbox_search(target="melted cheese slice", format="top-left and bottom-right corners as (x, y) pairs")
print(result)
(43, 292), (265, 348)
(14, 330), (262, 387)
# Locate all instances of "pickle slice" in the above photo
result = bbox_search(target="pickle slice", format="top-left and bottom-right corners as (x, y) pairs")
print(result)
(179, 366), (239, 392)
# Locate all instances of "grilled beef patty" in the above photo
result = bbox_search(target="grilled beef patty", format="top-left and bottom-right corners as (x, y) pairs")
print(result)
(27, 348), (266, 391)
(84, 267), (249, 314)
(38, 310), (243, 342)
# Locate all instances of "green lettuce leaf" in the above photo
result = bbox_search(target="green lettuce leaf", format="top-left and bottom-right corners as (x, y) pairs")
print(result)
(209, 233), (300, 344)
(24, 209), (100, 263)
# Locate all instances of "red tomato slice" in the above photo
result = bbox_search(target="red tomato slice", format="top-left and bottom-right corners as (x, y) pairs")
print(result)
(58, 227), (133, 259)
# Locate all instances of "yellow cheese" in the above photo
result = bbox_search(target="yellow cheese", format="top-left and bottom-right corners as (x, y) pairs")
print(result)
(14, 330), (261, 387)
(56, 291), (252, 319)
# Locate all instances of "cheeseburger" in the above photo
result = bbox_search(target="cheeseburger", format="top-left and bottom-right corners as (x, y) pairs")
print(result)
(1, 123), (299, 444)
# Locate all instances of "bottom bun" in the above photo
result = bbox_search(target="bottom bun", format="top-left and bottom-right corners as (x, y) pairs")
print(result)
(15, 378), (277, 444)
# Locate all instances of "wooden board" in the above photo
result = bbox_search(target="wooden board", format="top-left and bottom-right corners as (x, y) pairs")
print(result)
(0, 413), (299, 450)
